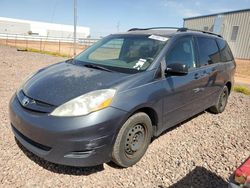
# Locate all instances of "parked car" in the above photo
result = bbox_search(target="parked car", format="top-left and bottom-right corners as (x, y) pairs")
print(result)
(9, 27), (235, 167)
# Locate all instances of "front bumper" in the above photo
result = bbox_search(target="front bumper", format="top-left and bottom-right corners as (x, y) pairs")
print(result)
(9, 95), (127, 167)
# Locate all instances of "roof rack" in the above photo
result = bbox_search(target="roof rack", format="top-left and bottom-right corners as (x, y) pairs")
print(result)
(178, 27), (222, 38)
(127, 27), (180, 31)
(127, 27), (222, 38)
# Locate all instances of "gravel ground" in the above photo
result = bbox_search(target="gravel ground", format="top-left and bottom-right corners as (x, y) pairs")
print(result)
(0, 45), (249, 188)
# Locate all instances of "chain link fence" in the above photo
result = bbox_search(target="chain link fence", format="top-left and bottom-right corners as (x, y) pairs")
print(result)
(0, 33), (99, 57)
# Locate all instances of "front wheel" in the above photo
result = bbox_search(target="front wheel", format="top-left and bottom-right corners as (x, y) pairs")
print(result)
(112, 112), (153, 167)
(208, 86), (229, 114)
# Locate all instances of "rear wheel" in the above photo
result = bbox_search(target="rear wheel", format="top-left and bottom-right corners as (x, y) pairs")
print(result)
(208, 86), (229, 114)
(112, 112), (153, 167)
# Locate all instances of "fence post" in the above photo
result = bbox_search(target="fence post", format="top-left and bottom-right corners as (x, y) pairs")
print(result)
(43, 37), (45, 51)
(59, 40), (61, 54)
(40, 39), (42, 51)
(25, 37), (28, 49)
(6, 34), (8, 45)
(15, 34), (17, 47)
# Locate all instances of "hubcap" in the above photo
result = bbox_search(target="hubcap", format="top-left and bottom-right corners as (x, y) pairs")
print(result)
(125, 124), (145, 155)
(219, 90), (227, 110)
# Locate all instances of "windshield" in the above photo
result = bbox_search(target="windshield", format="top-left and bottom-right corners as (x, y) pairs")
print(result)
(74, 35), (167, 74)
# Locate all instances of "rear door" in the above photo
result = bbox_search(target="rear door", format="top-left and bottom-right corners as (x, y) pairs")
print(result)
(161, 36), (208, 129)
(195, 36), (225, 106)
(216, 38), (236, 85)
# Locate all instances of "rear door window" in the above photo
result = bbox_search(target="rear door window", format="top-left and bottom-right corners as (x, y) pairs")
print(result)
(197, 37), (220, 66)
(216, 39), (234, 62)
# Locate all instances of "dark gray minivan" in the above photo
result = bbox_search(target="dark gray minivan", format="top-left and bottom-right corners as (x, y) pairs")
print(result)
(9, 27), (235, 167)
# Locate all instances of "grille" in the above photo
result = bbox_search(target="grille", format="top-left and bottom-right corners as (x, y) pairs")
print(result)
(16, 90), (55, 113)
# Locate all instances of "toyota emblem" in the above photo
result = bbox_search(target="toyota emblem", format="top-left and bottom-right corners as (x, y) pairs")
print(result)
(21, 96), (30, 106)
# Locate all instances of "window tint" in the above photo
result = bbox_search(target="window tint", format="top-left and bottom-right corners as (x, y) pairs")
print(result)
(166, 37), (196, 69)
(216, 39), (234, 62)
(197, 37), (220, 66)
(120, 38), (162, 62)
(231, 26), (239, 41)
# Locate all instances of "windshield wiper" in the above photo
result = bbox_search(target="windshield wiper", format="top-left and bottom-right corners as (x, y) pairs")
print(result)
(83, 63), (113, 72)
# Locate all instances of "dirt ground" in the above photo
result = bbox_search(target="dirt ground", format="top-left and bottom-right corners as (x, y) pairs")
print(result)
(235, 59), (250, 85)
(0, 45), (249, 188)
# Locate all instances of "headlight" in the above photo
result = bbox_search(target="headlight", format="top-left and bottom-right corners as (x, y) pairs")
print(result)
(50, 89), (116, 117)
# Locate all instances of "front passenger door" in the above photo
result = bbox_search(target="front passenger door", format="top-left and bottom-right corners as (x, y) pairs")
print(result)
(161, 36), (208, 130)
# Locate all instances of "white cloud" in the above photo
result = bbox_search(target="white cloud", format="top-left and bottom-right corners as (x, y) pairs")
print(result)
(163, 0), (200, 17)
(162, 0), (247, 18)
(182, 9), (200, 17)
(208, 8), (233, 14)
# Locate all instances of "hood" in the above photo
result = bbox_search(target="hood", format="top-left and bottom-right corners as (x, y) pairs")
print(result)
(22, 62), (131, 106)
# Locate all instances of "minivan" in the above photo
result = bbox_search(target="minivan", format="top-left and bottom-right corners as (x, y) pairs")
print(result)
(9, 27), (235, 167)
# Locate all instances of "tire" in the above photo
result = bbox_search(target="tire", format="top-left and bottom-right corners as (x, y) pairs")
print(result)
(112, 112), (153, 167)
(208, 86), (229, 114)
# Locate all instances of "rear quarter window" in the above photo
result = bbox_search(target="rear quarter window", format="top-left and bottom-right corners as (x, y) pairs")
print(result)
(197, 37), (220, 66)
(216, 39), (234, 62)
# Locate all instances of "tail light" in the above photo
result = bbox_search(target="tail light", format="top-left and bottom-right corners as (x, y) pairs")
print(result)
(234, 157), (250, 187)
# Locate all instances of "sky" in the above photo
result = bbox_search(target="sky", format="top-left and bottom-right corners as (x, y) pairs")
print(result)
(0, 0), (249, 38)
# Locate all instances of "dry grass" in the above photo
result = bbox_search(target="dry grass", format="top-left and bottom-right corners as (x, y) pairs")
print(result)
(26, 48), (70, 58)
(233, 85), (250, 95)
(0, 39), (88, 56)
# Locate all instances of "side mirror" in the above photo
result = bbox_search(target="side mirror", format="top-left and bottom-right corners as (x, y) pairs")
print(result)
(165, 63), (188, 75)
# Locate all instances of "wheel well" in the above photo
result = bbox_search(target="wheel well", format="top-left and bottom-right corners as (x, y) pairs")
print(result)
(226, 82), (232, 94)
(134, 107), (158, 128)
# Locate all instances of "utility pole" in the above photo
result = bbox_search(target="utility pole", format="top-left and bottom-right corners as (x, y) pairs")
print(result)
(73, 0), (77, 56)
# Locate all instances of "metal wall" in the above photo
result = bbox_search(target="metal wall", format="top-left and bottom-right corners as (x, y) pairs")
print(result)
(184, 10), (250, 59)
(47, 30), (86, 39)
(0, 20), (30, 35)
(0, 17), (90, 39)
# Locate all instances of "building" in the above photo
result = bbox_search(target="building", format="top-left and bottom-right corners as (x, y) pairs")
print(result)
(183, 9), (250, 59)
(0, 17), (90, 39)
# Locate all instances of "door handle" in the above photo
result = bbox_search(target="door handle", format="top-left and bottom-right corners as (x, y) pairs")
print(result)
(194, 73), (199, 79)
